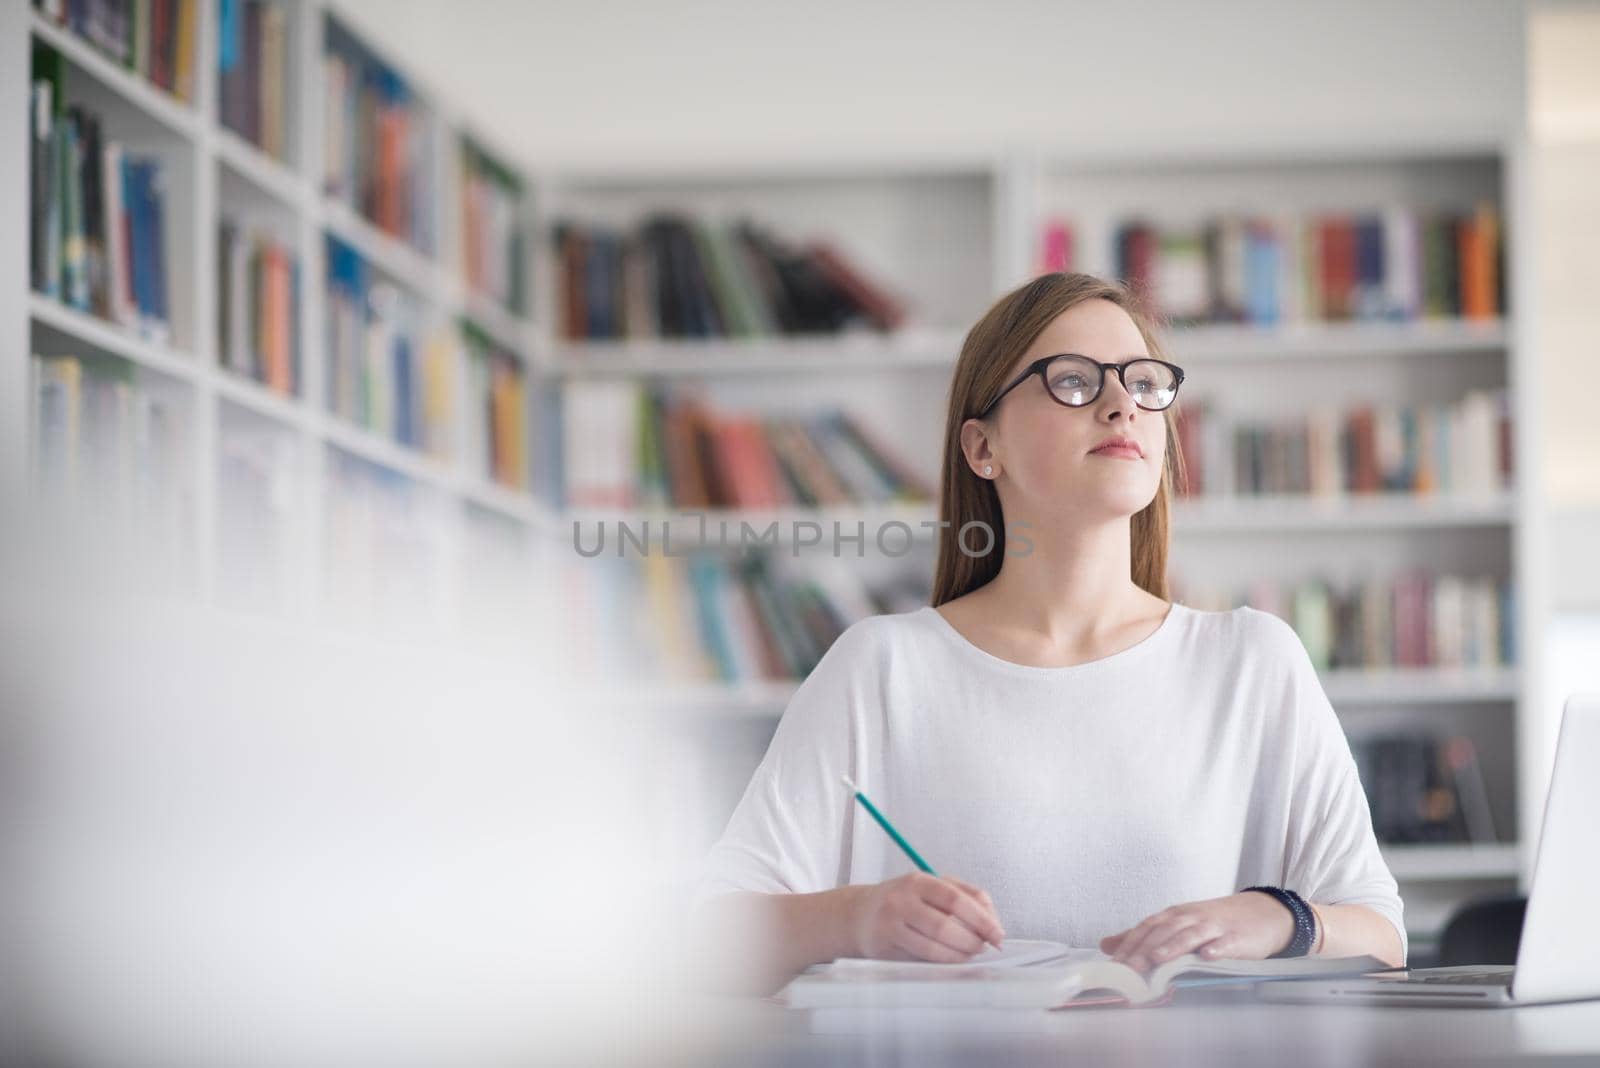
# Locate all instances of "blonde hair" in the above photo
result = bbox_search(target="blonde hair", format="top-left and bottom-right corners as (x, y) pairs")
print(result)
(931, 272), (1186, 607)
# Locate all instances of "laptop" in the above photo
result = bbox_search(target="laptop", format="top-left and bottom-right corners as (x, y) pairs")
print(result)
(1259, 694), (1600, 1008)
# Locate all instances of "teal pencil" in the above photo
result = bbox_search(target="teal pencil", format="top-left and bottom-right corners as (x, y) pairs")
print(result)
(841, 774), (936, 874)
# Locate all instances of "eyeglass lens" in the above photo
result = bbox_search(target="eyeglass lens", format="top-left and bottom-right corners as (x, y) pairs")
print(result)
(1046, 356), (1179, 410)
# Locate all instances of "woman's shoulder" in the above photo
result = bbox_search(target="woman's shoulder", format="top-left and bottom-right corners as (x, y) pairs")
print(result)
(823, 604), (942, 661)
(1176, 601), (1312, 664)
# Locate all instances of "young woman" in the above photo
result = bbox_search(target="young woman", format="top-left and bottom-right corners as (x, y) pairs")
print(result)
(689, 272), (1406, 994)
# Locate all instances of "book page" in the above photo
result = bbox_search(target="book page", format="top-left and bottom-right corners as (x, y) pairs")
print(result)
(1150, 953), (1393, 991)
(826, 939), (1097, 974)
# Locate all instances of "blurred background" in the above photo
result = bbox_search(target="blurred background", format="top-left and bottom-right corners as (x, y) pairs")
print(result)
(3, 0), (1599, 1062)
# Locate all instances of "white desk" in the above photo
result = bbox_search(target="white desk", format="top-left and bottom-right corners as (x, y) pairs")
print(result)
(695, 985), (1600, 1067)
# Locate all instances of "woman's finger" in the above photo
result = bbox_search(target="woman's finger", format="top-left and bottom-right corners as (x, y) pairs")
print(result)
(922, 878), (1005, 947)
(1118, 917), (1196, 971)
(1148, 923), (1224, 965)
(908, 901), (987, 956)
(896, 919), (979, 963)
(946, 877), (998, 914)
(945, 877), (1004, 939)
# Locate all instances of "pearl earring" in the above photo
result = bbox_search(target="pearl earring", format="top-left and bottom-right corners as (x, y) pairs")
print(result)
(983, 465), (993, 477)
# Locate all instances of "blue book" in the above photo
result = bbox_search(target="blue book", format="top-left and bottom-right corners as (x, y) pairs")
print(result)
(1243, 225), (1281, 325)
(148, 162), (168, 328)
(218, 0), (240, 71)
(1354, 216), (1385, 320)
(688, 555), (738, 681)
(123, 159), (150, 324)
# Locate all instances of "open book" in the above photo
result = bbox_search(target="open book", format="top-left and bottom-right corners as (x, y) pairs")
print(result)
(782, 938), (1395, 1009)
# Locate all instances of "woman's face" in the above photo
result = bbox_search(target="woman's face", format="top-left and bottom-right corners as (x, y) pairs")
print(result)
(980, 299), (1168, 523)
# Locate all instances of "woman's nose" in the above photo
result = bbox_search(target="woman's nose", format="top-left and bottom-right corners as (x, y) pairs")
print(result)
(1099, 374), (1139, 420)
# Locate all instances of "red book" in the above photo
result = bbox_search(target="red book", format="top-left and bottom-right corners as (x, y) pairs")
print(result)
(806, 241), (907, 331)
(1347, 408), (1380, 493)
(1039, 219), (1074, 273)
(1320, 218), (1356, 320)
(1126, 225), (1156, 306)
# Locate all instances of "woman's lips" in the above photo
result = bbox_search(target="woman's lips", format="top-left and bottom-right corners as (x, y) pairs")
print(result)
(1090, 445), (1143, 460)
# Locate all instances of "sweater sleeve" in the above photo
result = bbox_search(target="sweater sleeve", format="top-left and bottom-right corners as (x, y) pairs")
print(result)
(687, 619), (873, 910)
(1260, 610), (1409, 963)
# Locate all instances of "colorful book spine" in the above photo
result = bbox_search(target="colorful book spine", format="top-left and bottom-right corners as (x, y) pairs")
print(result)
(558, 382), (933, 511)
(1173, 571), (1515, 672)
(34, 0), (199, 101)
(1039, 204), (1505, 326)
(1174, 392), (1512, 498)
(323, 17), (435, 252)
(458, 138), (524, 313)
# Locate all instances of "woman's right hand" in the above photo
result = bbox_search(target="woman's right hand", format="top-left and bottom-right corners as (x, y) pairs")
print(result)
(847, 873), (1007, 962)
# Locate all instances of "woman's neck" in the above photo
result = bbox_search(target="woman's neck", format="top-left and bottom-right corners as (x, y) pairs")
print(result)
(942, 515), (1165, 666)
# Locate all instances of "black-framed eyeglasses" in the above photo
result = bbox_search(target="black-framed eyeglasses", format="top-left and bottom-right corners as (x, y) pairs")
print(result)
(977, 355), (1186, 419)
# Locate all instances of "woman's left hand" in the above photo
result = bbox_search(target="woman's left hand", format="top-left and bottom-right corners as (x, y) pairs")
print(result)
(1098, 892), (1296, 974)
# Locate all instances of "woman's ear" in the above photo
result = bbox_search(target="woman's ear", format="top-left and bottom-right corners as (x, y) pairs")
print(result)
(960, 418), (1000, 480)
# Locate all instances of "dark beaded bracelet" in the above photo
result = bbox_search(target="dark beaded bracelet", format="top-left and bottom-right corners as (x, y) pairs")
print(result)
(1242, 885), (1317, 958)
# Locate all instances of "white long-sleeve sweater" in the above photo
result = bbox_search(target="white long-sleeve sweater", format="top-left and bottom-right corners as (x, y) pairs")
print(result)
(693, 601), (1407, 960)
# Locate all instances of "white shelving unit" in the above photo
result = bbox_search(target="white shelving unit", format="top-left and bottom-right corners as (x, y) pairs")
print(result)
(11, 0), (567, 640)
(5, 2), (1537, 935)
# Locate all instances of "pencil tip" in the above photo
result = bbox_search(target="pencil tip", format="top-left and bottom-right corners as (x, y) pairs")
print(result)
(840, 774), (858, 793)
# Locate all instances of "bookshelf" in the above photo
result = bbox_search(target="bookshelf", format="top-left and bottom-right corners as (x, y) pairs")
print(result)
(7, 2), (1539, 947)
(11, 0), (566, 641)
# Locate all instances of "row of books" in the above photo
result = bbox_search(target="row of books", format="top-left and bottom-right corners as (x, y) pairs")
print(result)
(324, 237), (451, 457)
(575, 553), (923, 683)
(217, 0), (290, 160)
(560, 381), (933, 511)
(460, 324), (529, 491)
(554, 217), (908, 342)
(1352, 732), (1498, 845)
(217, 220), (299, 395)
(1175, 572), (1514, 672)
(33, 0), (198, 103)
(31, 353), (187, 518)
(459, 139), (524, 314)
(1173, 391), (1512, 498)
(1041, 205), (1504, 326)
(322, 17), (436, 252)
(30, 48), (171, 341)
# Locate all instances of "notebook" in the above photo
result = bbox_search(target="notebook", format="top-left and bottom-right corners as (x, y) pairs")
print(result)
(781, 939), (1394, 1009)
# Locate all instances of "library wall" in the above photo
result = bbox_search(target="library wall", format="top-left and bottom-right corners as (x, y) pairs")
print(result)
(332, 0), (1526, 169)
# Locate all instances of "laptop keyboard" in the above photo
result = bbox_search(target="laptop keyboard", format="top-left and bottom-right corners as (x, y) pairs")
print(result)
(1410, 971), (1514, 986)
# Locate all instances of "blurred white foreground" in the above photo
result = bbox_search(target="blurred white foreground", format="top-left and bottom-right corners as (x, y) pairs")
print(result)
(0, 517), (730, 1067)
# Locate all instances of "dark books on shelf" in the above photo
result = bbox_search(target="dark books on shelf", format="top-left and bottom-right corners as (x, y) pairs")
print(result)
(1350, 732), (1499, 845)
(217, 220), (299, 394)
(217, 0), (289, 160)
(555, 215), (909, 341)
(30, 43), (171, 342)
(561, 380), (933, 511)
(33, 0), (199, 103)
(1038, 204), (1505, 327)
